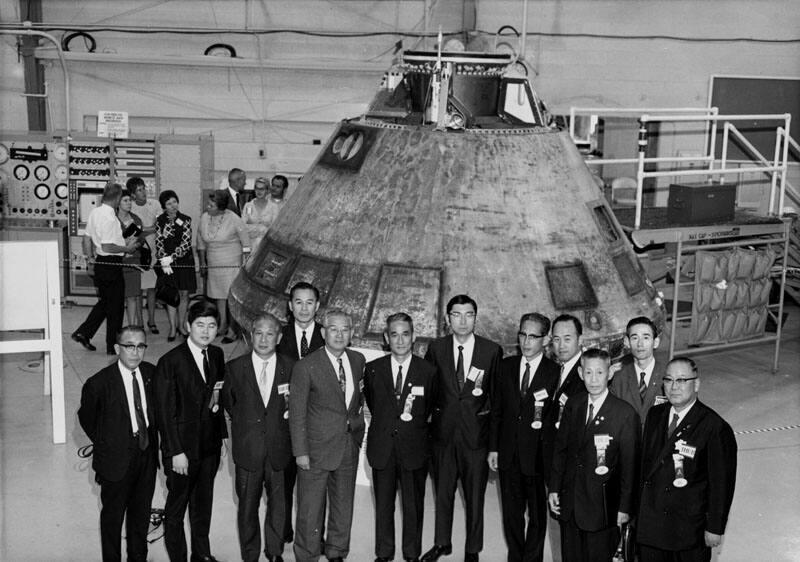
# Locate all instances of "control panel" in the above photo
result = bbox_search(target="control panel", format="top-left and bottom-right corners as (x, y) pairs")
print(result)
(0, 135), (70, 221)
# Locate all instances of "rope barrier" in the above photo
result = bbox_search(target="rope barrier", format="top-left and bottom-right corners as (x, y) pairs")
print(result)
(734, 423), (800, 436)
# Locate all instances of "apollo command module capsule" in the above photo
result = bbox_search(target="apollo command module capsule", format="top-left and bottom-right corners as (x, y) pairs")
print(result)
(229, 48), (665, 354)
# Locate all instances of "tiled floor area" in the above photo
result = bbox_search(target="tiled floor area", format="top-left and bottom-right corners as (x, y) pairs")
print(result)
(1, 303), (798, 561)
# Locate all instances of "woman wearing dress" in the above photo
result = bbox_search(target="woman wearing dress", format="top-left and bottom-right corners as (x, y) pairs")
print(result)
(197, 189), (249, 342)
(117, 189), (145, 326)
(242, 175), (287, 254)
(154, 190), (197, 341)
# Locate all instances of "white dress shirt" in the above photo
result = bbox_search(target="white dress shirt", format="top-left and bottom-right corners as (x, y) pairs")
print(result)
(559, 352), (582, 389)
(634, 356), (656, 388)
(326, 348), (355, 407)
(251, 351), (276, 407)
(587, 389), (609, 423)
(519, 352), (544, 391)
(390, 355), (412, 390)
(187, 338), (207, 382)
(669, 399), (697, 427)
(452, 333), (476, 375)
(118, 361), (149, 432)
(86, 203), (125, 256)
(294, 322), (316, 355)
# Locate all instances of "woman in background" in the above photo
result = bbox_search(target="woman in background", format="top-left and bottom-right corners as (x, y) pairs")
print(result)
(154, 190), (196, 341)
(242, 174), (287, 255)
(117, 189), (145, 326)
(197, 189), (249, 343)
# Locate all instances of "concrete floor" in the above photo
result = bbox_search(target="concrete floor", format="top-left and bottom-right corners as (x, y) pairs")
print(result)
(0, 303), (798, 561)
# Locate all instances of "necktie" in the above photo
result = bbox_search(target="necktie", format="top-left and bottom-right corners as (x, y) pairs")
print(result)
(131, 370), (149, 451)
(201, 349), (210, 382)
(395, 365), (403, 404)
(667, 412), (679, 438)
(258, 360), (269, 407)
(300, 330), (309, 357)
(558, 363), (566, 390)
(456, 345), (465, 389)
(337, 357), (346, 395)
(520, 362), (531, 399)
(585, 402), (595, 428)
(639, 372), (647, 402)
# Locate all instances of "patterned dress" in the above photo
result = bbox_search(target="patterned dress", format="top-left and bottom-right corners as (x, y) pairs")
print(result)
(155, 211), (197, 292)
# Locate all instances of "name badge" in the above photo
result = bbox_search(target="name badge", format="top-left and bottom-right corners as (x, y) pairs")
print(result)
(213, 381), (224, 390)
(559, 394), (568, 406)
(594, 434), (613, 449)
(467, 366), (483, 382)
(533, 389), (548, 401)
(175, 218), (185, 226)
(677, 443), (696, 459)
(654, 395), (668, 406)
(278, 383), (290, 395)
(411, 386), (425, 396)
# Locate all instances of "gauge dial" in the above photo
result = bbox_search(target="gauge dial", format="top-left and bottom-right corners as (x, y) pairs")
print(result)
(13, 164), (30, 181)
(55, 183), (69, 199)
(53, 145), (68, 161)
(0, 143), (9, 165)
(34, 183), (51, 200)
(35, 165), (51, 181)
(54, 165), (68, 180)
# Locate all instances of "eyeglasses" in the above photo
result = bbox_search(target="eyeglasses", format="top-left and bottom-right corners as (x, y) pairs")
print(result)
(118, 343), (148, 352)
(662, 377), (697, 387)
(518, 331), (546, 341)
(448, 312), (476, 320)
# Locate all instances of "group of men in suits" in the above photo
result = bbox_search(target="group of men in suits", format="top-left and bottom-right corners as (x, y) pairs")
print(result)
(79, 288), (738, 562)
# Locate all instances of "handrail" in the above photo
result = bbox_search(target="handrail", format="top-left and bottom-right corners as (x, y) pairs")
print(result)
(0, 24), (71, 133)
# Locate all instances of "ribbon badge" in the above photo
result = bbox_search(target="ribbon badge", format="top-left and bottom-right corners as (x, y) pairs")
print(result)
(279, 383), (290, 419)
(532, 400), (545, 429)
(555, 394), (568, 429)
(468, 367), (485, 397)
(594, 434), (612, 475)
(210, 380), (224, 413)
(400, 394), (415, 422)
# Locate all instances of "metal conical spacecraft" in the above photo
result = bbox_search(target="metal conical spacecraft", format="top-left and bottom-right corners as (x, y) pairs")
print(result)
(229, 49), (665, 353)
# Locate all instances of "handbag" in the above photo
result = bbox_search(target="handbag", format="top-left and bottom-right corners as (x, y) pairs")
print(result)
(155, 274), (180, 307)
(139, 240), (152, 271)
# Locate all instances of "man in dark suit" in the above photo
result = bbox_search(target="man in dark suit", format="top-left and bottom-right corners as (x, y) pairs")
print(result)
(223, 313), (296, 562)
(609, 316), (666, 430)
(154, 300), (228, 562)
(78, 325), (158, 562)
(637, 357), (737, 562)
(488, 312), (560, 562)
(548, 348), (640, 562)
(364, 313), (436, 562)
(290, 308), (366, 562)
(226, 168), (248, 216)
(543, 314), (587, 562)
(276, 281), (325, 543)
(422, 294), (502, 562)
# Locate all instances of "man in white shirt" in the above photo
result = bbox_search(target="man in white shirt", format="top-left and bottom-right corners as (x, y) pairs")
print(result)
(289, 309), (366, 562)
(223, 314), (296, 562)
(72, 182), (139, 355)
(78, 325), (158, 562)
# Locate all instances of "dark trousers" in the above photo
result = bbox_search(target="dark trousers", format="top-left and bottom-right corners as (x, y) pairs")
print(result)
(293, 439), (358, 562)
(498, 454), (547, 562)
(372, 450), (427, 560)
(639, 544), (711, 562)
(283, 461), (297, 541)
(560, 517), (617, 562)
(76, 258), (125, 351)
(431, 438), (489, 554)
(234, 461), (287, 561)
(98, 445), (157, 562)
(164, 453), (220, 562)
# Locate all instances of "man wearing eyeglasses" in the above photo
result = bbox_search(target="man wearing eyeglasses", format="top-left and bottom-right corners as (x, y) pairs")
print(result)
(637, 357), (737, 562)
(421, 295), (502, 562)
(488, 313), (560, 562)
(78, 325), (158, 562)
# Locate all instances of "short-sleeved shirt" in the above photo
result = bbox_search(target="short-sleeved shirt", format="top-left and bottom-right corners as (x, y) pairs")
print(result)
(86, 203), (125, 256)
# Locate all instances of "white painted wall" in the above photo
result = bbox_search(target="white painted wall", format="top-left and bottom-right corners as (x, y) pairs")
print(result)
(1, 0), (798, 182)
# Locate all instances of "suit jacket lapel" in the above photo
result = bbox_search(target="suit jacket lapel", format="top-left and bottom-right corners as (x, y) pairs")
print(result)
(181, 343), (207, 389)
(244, 358), (264, 407)
(112, 365), (134, 432)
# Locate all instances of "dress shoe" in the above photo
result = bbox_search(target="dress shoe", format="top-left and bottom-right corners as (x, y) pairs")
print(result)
(464, 554), (479, 562)
(148, 322), (160, 334)
(421, 545), (452, 561)
(71, 332), (96, 351)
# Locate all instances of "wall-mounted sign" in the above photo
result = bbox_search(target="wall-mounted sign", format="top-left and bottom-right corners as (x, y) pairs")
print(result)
(97, 111), (129, 138)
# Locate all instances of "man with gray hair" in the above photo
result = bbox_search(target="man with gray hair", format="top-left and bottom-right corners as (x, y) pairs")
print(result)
(223, 313), (296, 562)
(290, 308), (366, 562)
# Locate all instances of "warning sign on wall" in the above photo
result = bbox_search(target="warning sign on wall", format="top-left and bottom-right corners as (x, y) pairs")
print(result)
(97, 111), (129, 138)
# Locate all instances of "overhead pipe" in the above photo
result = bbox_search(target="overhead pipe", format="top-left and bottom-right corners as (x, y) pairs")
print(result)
(0, 23), (71, 134)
